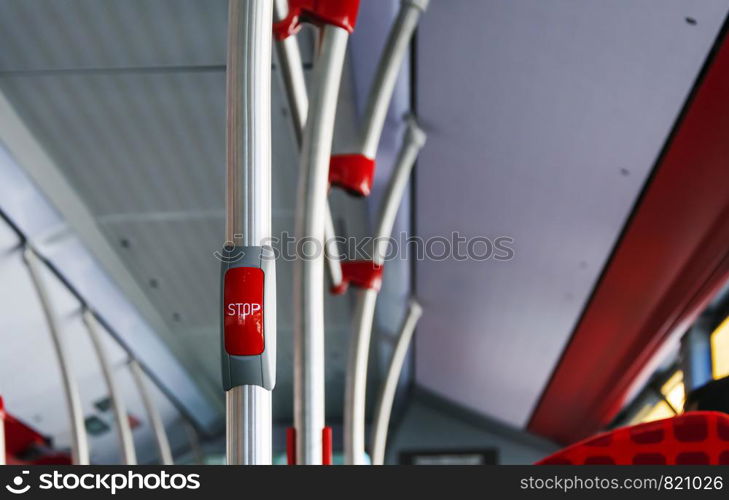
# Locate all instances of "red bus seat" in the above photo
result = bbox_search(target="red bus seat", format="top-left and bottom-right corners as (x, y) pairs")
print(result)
(536, 411), (729, 465)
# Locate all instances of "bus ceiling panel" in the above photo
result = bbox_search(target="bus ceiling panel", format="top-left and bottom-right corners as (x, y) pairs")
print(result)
(0, 0), (229, 72)
(0, 135), (222, 434)
(529, 23), (729, 443)
(0, 143), (63, 238)
(0, 212), (20, 251)
(0, 72), (228, 217)
(414, 0), (729, 428)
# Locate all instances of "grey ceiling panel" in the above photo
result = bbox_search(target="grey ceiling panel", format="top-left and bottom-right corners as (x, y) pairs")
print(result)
(0, 0), (227, 71)
(0, 72), (227, 216)
(415, 0), (729, 427)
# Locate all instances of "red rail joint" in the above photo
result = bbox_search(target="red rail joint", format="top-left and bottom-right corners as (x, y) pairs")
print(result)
(273, 0), (361, 40)
(286, 427), (334, 465)
(286, 427), (296, 465)
(331, 261), (383, 295)
(322, 427), (333, 465)
(329, 154), (376, 197)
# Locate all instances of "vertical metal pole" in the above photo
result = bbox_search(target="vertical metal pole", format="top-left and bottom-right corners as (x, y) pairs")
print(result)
(225, 0), (274, 465)
(273, 0), (343, 291)
(83, 310), (137, 465)
(294, 25), (350, 465)
(129, 359), (173, 465)
(226, 386), (271, 464)
(357, 0), (429, 159)
(24, 248), (90, 465)
(370, 300), (422, 465)
(344, 120), (425, 464)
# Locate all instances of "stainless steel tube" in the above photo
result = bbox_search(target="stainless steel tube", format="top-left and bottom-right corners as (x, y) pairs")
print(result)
(293, 24), (350, 465)
(226, 385), (272, 464)
(344, 287), (379, 465)
(24, 248), (90, 465)
(83, 310), (137, 465)
(226, 0), (272, 245)
(273, 0), (308, 147)
(225, 0), (274, 465)
(358, 0), (429, 158)
(343, 119), (426, 465)
(273, 0), (344, 291)
(370, 300), (423, 465)
(373, 117), (426, 262)
(129, 359), (173, 465)
(324, 208), (343, 288)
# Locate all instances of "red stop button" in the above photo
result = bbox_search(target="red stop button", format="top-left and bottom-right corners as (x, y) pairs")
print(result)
(224, 267), (265, 356)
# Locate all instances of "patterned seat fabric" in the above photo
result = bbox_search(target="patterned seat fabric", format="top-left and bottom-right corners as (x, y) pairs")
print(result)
(536, 412), (729, 465)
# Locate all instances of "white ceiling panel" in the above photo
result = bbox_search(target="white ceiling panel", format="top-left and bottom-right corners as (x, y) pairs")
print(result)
(415, 0), (729, 427)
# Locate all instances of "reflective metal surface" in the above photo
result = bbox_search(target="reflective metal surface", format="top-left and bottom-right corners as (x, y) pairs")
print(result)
(225, 0), (274, 465)
(293, 25), (350, 465)
(83, 310), (137, 465)
(24, 248), (90, 466)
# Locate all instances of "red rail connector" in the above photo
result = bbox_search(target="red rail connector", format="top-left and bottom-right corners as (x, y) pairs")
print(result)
(274, 0), (361, 40)
(329, 154), (376, 197)
(331, 261), (384, 295)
